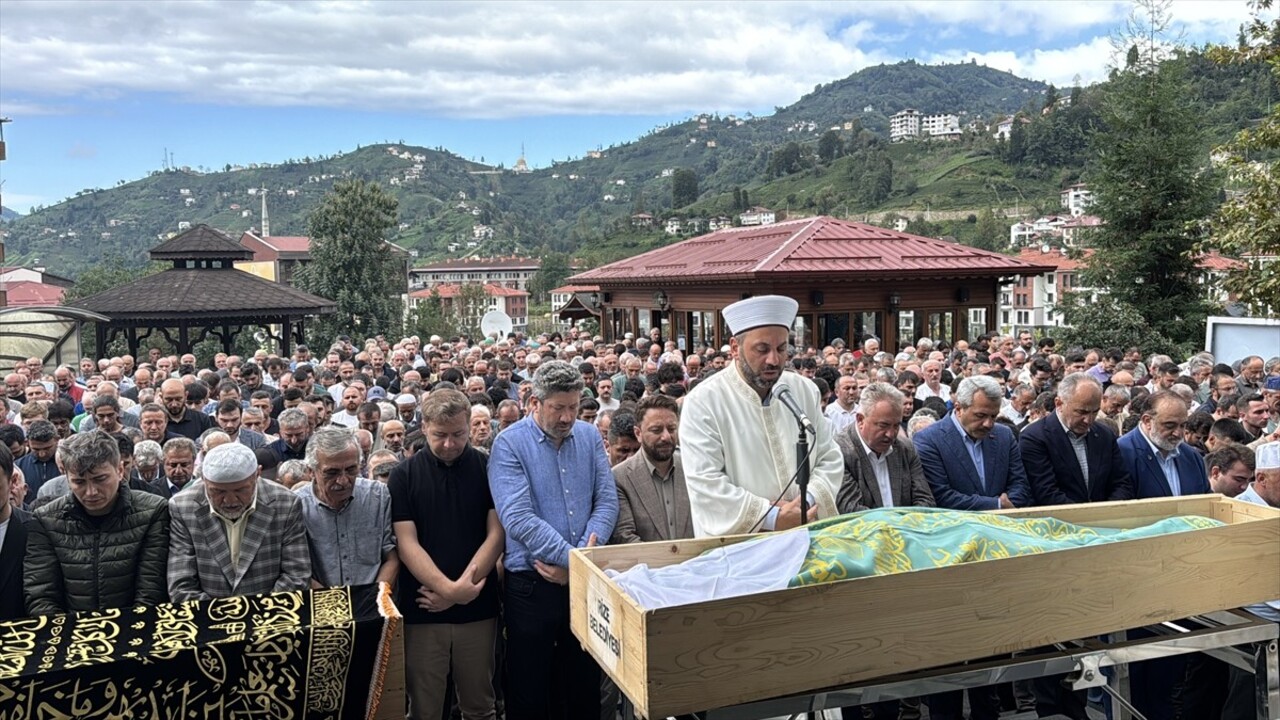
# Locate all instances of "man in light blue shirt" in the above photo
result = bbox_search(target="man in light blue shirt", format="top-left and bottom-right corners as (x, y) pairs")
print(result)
(489, 360), (617, 720)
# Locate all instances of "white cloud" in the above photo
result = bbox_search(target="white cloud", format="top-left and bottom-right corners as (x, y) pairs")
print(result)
(925, 36), (1120, 87)
(0, 0), (1251, 118)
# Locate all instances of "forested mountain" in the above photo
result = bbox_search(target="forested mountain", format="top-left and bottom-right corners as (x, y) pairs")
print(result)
(2, 54), (1273, 277)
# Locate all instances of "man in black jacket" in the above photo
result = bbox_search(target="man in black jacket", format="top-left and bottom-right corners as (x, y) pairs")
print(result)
(0, 443), (29, 620)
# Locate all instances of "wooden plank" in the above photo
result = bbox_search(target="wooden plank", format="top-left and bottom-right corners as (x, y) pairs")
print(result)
(570, 496), (1280, 718)
(571, 550), (650, 711)
(638, 521), (1280, 717)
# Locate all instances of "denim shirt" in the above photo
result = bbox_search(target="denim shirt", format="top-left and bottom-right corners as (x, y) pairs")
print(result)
(488, 416), (618, 572)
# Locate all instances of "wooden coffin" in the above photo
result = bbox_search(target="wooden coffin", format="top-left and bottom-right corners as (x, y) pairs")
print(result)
(569, 495), (1280, 719)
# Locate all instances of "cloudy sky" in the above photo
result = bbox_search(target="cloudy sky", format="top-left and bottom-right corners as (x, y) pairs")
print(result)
(0, 0), (1262, 212)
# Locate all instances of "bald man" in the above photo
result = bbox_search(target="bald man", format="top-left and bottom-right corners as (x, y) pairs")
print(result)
(158, 378), (213, 441)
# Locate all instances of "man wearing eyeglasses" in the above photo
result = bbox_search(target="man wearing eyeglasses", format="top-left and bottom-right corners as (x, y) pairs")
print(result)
(295, 426), (398, 589)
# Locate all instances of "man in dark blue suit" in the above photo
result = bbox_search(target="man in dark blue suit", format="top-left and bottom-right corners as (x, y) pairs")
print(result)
(1118, 391), (1209, 499)
(1019, 373), (1133, 719)
(1115, 390), (1209, 720)
(913, 375), (1031, 720)
(1022, 373), (1134, 506)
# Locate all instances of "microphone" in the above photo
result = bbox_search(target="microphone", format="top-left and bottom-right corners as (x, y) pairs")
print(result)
(775, 386), (816, 436)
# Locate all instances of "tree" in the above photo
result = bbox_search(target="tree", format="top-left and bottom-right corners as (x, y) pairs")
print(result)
(817, 130), (844, 163)
(1006, 118), (1027, 163)
(672, 169), (699, 208)
(732, 187), (743, 210)
(1042, 84), (1060, 112)
(970, 208), (1006, 252)
(528, 251), (572, 302)
(293, 179), (403, 341)
(1064, 0), (1220, 351)
(1203, 0), (1280, 313)
(63, 256), (167, 355)
(766, 142), (811, 177)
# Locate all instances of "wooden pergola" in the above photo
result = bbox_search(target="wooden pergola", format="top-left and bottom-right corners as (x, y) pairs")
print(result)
(69, 225), (336, 358)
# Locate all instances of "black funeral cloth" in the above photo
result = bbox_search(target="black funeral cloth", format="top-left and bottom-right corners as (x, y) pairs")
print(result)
(0, 583), (401, 719)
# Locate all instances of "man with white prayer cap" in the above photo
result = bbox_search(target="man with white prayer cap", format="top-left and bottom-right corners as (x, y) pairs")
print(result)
(680, 295), (844, 537)
(166, 440), (311, 602)
(1238, 441), (1280, 509)
(1221, 440), (1280, 719)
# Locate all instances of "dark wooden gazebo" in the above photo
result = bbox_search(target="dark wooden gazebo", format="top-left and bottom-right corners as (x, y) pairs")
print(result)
(69, 225), (336, 358)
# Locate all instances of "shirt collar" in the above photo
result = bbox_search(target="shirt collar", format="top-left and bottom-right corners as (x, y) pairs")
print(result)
(1056, 411), (1087, 440)
(857, 430), (894, 461)
(950, 411), (981, 445)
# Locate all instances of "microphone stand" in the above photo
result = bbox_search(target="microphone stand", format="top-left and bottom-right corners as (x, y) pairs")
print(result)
(794, 414), (810, 526)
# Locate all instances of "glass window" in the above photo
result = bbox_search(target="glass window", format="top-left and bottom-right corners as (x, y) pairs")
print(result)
(852, 312), (882, 347)
(818, 313), (849, 347)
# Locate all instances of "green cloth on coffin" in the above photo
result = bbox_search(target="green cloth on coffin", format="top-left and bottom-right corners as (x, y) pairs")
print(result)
(0, 583), (400, 720)
(789, 507), (1223, 588)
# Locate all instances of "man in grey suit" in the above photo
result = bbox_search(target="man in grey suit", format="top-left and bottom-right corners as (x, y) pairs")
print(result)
(834, 382), (933, 720)
(835, 382), (936, 514)
(167, 441), (311, 602)
(611, 394), (693, 544)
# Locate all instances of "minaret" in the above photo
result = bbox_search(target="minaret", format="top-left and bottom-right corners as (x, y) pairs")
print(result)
(260, 188), (270, 237)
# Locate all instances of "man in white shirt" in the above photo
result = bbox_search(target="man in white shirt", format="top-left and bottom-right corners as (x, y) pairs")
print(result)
(681, 295), (843, 537)
(824, 375), (860, 434)
(595, 377), (621, 414)
(915, 359), (951, 403)
(330, 385), (364, 428)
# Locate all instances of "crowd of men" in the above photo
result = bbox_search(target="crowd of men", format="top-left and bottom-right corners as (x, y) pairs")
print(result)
(1, 301), (1278, 720)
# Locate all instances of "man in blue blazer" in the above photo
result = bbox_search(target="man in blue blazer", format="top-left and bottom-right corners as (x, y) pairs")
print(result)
(1021, 373), (1134, 506)
(914, 375), (1032, 512)
(1117, 391), (1209, 499)
(1116, 390), (1209, 720)
(913, 375), (1031, 720)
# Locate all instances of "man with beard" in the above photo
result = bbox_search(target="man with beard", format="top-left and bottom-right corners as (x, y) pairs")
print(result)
(167, 441), (310, 602)
(158, 379), (212, 441)
(379, 420), (407, 458)
(1116, 390), (1210, 720)
(610, 394), (692, 543)
(681, 295), (843, 537)
(331, 385), (364, 428)
(488, 361), (617, 720)
(214, 400), (266, 451)
(1120, 391), (1209, 499)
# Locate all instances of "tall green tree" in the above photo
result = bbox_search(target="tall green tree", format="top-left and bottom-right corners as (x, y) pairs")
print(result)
(671, 169), (699, 208)
(1064, 0), (1220, 350)
(817, 130), (844, 163)
(970, 208), (1006, 252)
(528, 251), (572, 302)
(1204, 0), (1280, 313)
(1042, 84), (1060, 112)
(293, 179), (403, 341)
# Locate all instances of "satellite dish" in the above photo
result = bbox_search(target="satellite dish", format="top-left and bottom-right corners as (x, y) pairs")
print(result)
(253, 330), (268, 343)
(481, 310), (513, 339)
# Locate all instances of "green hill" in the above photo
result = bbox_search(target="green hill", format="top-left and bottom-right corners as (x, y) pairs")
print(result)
(4, 54), (1273, 277)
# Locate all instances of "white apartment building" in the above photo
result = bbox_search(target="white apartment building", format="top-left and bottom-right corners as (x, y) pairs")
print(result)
(921, 113), (962, 140)
(1060, 184), (1094, 216)
(889, 110), (921, 142)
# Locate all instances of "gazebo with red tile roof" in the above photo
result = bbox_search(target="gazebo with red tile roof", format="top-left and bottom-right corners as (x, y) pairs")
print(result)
(569, 215), (1053, 350)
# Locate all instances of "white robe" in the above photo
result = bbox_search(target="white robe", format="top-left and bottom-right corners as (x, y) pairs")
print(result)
(681, 364), (844, 537)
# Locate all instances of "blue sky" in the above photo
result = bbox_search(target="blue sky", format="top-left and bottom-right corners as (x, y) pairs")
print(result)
(0, 0), (1262, 212)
